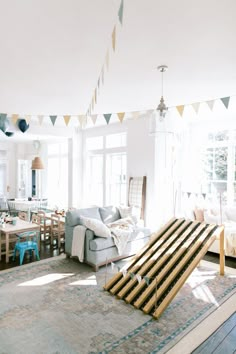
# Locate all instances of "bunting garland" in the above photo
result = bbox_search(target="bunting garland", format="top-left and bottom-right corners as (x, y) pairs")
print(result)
(85, 0), (125, 116)
(0, 93), (234, 132)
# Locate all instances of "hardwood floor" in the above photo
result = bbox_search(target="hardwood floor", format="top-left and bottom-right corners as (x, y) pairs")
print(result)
(0, 239), (65, 271)
(192, 312), (236, 354)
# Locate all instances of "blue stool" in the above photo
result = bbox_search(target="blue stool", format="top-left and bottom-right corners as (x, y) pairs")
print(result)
(13, 231), (40, 265)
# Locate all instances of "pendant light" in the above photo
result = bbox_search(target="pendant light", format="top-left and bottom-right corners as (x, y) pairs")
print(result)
(156, 65), (168, 121)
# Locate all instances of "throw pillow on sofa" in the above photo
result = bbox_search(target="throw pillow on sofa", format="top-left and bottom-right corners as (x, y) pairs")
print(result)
(80, 215), (111, 238)
(118, 205), (140, 224)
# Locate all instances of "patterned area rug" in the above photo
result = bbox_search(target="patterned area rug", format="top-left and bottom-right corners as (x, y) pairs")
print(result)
(0, 255), (235, 354)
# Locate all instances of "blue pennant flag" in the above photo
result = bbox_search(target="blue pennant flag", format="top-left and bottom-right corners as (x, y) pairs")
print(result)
(220, 96), (230, 109)
(144, 276), (150, 286)
(50, 115), (57, 126)
(118, 0), (124, 25)
(104, 114), (112, 124)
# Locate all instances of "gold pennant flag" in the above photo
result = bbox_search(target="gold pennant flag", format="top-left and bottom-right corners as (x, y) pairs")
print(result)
(11, 114), (19, 125)
(112, 25), (116, 51)
(63, 115), (71, 126)
(106, 50), (109, 70)
(25, 115), (31, 124)
(117, 112), (125, 123)
(176, 105), (185, 116)
(206, 100), (215, 111)
(94, 88), (97, 104)
(91, 115), (97, 125)
(38, 115), (44, 125)
(192, 102), (200, 114)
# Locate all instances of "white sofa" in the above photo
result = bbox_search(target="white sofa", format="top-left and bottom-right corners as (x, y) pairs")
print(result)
(203, 206), (236, 257)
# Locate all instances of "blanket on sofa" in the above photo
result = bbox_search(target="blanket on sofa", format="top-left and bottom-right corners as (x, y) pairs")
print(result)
(71, 225), (87, 262)
(108, 217), (136, 255)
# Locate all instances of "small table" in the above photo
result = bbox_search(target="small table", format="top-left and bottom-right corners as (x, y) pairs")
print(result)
(0, 218), (40, 263)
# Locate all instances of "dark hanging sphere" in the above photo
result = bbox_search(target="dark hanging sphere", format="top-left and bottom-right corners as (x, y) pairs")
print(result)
(18, 119), (29, 133)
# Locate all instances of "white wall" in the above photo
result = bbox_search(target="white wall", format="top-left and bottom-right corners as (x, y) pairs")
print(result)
(82, 116), (158, 229)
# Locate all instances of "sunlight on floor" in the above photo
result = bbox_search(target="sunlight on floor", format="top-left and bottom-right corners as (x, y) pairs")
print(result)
(18, 273), (74, 286)
(69, 275), (97, 286)
(186, 268), (219, 306)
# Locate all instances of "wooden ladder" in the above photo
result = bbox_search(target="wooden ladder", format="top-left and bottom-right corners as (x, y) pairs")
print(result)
(104, 218), (225, 319)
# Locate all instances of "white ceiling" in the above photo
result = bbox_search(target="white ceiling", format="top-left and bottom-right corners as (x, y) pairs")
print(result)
(0, 0), (235, 137)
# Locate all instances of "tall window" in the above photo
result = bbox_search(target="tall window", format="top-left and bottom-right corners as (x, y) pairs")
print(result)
(47, 141), (68, 209)
(201, 130), (236, 204)
(85, 132), (127, 206)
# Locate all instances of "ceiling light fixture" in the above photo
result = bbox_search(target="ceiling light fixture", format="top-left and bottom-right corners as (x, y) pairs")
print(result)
(156, 65), (168, 121)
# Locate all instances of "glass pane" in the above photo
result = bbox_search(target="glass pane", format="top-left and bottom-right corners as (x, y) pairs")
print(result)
(106, 153), (127, 205)
(106, 133), (126, 148)
(86, 154), (103, 205)
(214, 147), (227, 180)
(215, 130), (229, 141)
(86, 136), (103, 151)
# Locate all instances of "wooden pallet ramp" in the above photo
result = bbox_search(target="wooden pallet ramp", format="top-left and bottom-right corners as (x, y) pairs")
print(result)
(104, 218), (224, 319)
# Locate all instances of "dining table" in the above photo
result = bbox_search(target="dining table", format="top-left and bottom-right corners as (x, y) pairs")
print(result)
(0, 218), (40, 263)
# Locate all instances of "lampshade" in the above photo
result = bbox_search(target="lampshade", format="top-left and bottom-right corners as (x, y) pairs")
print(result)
(31, 156), (44, 170)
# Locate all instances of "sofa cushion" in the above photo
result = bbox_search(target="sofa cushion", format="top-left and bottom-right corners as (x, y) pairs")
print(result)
(66, 207), (101, 227)
(80, 216), (111, 238)
(99, 206), (121, 224)
(225, 207), (236, 222)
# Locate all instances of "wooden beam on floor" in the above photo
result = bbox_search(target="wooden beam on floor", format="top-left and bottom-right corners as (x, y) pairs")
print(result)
(104, 218), (224, 319)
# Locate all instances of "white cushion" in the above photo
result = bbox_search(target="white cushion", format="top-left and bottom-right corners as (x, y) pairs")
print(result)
(118, 205), (141, 224)
(204, 210), (227, 224)
(80, 216), (111, 238)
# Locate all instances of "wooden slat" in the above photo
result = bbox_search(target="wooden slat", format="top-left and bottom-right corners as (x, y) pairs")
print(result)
(109, 218), (186, 295)
(132, 222), (206, 308)
(104, 218), (223, 320)
(152, 226), (219, 319)
(103, 217), (177, 291)
(121, 220), (200, 302)
(142, 224), (217, 314)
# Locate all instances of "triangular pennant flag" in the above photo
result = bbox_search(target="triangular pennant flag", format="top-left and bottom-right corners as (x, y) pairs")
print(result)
(25, 115), (31, 124)
(78, 115), (87, 128)
(112, 25), (116, 51)
(0, 114), (7, 132)
(220, 96), (230, 109)
(94, 89), (97, 104)
(118, 0), (124, 25)
(117, 265), (121, 272)
(63, 115), (71, 126)
(92, 96), (95, 110)
(187, 192), (191, 198)
(104, 113), (112, 124)
(136, 274), (142, 284)
(111, 262), (115, 270)
(101, 66), (105, 84)
(202, 193), (206, 199)
(38, 115), (44, 126)
(122, 269), (127, 277)
(50, 115), (57, 126)
(106, 50), (109, 70)
(206, 100), (215, 111)
(176, 105), (185, 117)
(192, 102), (200, 114)
(130, 272), (135, 280)
(144, 276), (150, 286)
(91, 115), (97, 125)
(11, 114), (19, 125)
(117, 112), (125, 123)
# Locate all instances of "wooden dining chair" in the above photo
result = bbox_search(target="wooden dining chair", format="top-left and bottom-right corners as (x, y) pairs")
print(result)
(37, 210), (51, 242)
(50, 214), (65, 249)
